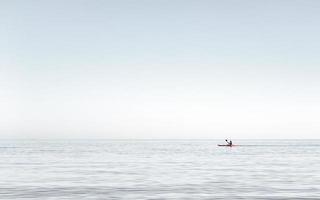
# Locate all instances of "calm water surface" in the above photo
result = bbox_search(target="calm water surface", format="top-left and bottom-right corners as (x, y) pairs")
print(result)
(0, 140), (320, 199)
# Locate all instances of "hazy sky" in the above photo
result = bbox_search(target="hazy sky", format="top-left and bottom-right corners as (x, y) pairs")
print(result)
(1, 0), (320, 139)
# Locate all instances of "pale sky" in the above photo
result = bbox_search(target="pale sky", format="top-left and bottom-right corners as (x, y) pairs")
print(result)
(1, 0), (320, 139)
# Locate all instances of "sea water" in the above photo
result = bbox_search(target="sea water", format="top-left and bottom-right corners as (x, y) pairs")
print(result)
(0, 140), (319, 199)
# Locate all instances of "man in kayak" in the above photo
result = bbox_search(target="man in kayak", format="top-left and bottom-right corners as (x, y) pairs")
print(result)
(225, 139), (233, 146)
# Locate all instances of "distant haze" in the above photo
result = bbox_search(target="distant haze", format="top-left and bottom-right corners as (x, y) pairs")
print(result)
(1, 0), (319, 139)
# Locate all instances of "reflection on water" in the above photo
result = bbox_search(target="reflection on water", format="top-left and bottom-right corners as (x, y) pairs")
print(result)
(1, 140), (320, 199)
